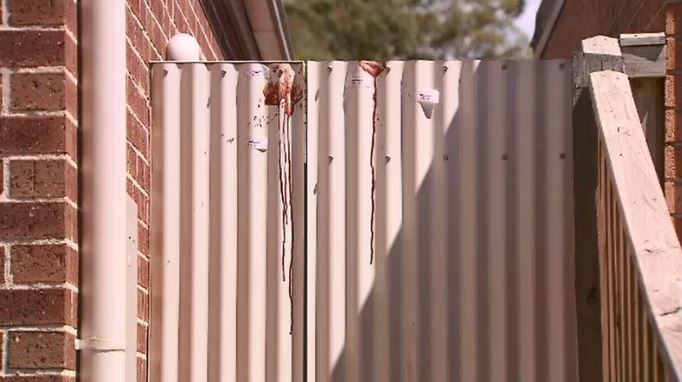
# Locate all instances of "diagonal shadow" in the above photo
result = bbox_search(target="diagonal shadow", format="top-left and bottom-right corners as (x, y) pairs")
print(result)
(312, 59), (575, 382)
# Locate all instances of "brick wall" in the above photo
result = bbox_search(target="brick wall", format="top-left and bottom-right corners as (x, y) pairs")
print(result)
(666, 2), (682, 240)
(0, 0), (229, 380)
(0, 0), (79, 380)
(125, 0), (226, 380)
(540, 0), (666, 59)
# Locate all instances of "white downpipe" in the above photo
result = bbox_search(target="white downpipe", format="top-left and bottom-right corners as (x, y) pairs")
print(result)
(80, 0), (129, 381)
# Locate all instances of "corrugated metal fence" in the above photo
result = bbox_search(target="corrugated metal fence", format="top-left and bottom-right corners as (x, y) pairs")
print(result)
(150, 60), (577, 382)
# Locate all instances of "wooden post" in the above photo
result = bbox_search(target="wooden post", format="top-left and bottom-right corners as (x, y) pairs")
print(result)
(572, 42), (624, 382)
(620, 33), (666, 181)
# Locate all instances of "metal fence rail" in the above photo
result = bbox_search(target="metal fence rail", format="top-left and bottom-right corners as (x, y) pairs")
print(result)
(591, 70), (682, 382)
(306, 60), (577, 382)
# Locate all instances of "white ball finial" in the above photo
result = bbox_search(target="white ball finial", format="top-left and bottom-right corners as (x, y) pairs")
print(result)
(166, 33), (201, 61)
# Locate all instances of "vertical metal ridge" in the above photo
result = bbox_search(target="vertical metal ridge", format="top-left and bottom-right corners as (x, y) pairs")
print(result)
(517, 59), (538, 382)
(306, 62), (320, 382)
(150, 63), (181, 382)
(207, 63), (239, 382)
(459, 59), (480, 382)
(487, 60), (509, 382)
(400, 60), (419, 382)
(443, 60), (463, 382)
(545, 60), (572, 382)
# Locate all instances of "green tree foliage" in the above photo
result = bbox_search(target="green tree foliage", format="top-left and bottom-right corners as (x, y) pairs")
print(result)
(284, 0), (529, 60)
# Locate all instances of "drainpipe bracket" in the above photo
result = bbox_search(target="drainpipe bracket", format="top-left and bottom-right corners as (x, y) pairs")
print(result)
(75, 337), (126, 352)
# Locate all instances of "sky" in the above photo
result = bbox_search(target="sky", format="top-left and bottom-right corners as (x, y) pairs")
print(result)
(516, 0), (542, 39)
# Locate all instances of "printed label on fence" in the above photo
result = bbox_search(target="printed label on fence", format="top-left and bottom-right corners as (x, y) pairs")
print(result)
(417, 89), (439, 119)
(248, 136), (268, 152)
(349, 75), (367, 86)
(417, 89), (440, 104)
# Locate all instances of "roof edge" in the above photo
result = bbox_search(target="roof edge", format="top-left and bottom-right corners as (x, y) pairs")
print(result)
(531, 0), (566, 58)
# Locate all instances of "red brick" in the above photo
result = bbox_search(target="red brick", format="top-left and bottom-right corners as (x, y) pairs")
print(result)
(0, 116), (77, 158)
(138, 223), (149, 257)
(138, 290), (149, 321)
(137, 357), (147, 382)
(1, 163), (4, 196)
(127, 112), (149, 157)
(0, 289), (76, 326)
(0, 31), (65, 67)
(137, 323), (148, 353)
(666, 145), (682, 179)
(666, 74), (682, 109)
(10, 72), (65, 112)
(668, 3), (682, 36)
(0, 202), (75, 241)
(8, 0), (66, 26)
(666, 181), (682, 214)
(127, 77), (150, 126)
(666, 109), (682, 143)
(11, 244), (78, 285)
(138, 255), (149, 289)
(9, 159), (76, 200)
(7, 331), (75, 370)
(667, 37), (682, 71)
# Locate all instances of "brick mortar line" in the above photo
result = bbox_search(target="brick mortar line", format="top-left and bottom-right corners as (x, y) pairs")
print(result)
(126, 103), (151, 137)
(137, 284), (149, 294)
(128, 140), (151, 166)
(0, 109), (77, 124)
(2, 68), (10, 115)
(127, 2), (163, 60)
(10, 66), (79, 85)
(2, 325), (77, 334)
(2, 154), (78, 168)
(1, 0), (8, 26)
(4, 369), (77, 377)
(127, 173), (150, 199)
(128, 72), (151, 106)
(0, 239), (78, 252)
(127, 37), (152, 75)
(136, 318), (149, 327)
(1, 198), (78, 210)
(138, 250), (150, 262)
(1, 328), (7, 375)
(143, 0), (170, 42)
(5, 283), (79, 293)
(126, 96), (151, 127)
(2, 158), (8, 202)
(0, 25), (64, 32)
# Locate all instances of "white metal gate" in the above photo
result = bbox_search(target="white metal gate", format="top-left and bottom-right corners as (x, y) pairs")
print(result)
(150, 60), (576, 382)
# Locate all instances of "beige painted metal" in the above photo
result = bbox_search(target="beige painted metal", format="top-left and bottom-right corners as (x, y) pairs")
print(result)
(151, 59), (578, 382)
(150, 62), (305, 382)
(306, 60), (578, 382)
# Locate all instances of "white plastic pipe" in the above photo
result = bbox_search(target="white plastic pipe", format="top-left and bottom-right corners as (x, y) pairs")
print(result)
(80, 0), (129, 381)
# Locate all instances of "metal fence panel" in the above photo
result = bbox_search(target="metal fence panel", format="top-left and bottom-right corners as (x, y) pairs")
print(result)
(150, 59), (577, 382)
(306, 60), (577, 382)
(150, 62), (306, 382)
